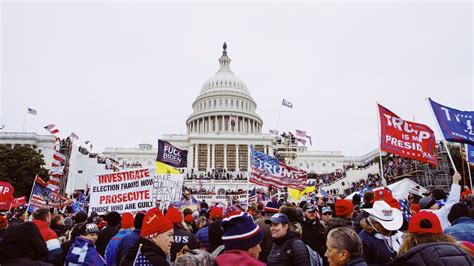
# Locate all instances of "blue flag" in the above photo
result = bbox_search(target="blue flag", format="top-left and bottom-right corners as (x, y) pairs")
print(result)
(466, 144), (474, 163)
(429, 98), (474, 145)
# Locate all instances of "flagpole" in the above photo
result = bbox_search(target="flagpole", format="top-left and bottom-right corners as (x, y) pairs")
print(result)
(425, 98), (458, 173)
(21, 112), (28, 132)
(26, 175), (38, 212)
(276, 105), (283, 131)
(375, 103), (387, 186)
(460, 145), (467, 186)
(466, 145), (473, 194)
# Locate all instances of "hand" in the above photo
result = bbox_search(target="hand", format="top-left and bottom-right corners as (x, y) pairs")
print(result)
(453, 172), (461, 184)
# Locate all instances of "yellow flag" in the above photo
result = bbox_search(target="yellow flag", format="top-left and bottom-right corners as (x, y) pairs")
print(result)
(288, 186), (316, 201)
(156, 161), (180, 174)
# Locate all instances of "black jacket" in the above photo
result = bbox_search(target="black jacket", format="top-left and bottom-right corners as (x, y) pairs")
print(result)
(390, 242), (473, 266)
(170, 225), (200, 262)
(267, 230), (310, 266)
(122, 237), (169, 266)
(300, 217), (327, 264)
(96, 226), (120, 256)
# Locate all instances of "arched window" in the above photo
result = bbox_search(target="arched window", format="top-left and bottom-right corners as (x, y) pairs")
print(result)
(231, 100), (234, 107)
(225, 99), (228, 106)
(214, 100), (217, 107)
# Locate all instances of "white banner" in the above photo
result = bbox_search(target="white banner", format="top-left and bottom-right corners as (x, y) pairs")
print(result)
(89, 168), (155, 215)
(155, 174), (184, 210)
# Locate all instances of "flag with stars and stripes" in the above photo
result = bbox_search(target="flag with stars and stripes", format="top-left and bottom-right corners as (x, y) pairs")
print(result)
(399, 198), (412, 222)
(133, 244), (153, 266)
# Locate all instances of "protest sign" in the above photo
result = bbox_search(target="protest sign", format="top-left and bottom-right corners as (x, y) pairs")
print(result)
(11, 196), (27, 208)
(89, 168), (155, 215)
(155, 174), (184, 210)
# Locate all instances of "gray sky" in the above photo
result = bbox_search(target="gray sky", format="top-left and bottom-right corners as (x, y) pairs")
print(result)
(1, 1), (472, 156)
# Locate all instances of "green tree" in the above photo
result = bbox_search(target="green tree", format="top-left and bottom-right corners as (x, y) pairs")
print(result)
(0, 144), (49, 197)
(448, 144), (474, 188)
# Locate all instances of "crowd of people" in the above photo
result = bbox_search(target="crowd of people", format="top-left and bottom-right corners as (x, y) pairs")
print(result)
(182, 186), (247, 196)
(186, 169), (248, 181)
(342, 173), (383, 195)
(0, 172), (473, 265)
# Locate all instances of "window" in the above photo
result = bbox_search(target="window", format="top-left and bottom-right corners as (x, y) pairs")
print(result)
(231, 100), (234, 107)
(214, 100), (216, 107)
(78, 170), (83, 174)
(322, 163), (326, 167)
(225, 99), (228, 106)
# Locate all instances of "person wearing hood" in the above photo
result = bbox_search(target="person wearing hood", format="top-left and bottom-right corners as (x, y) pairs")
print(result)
(444, 202), (474, 243)
(215, 211), (265, 266)
(358, 200), (404, 266)
(266, 213), (310, 266)
(65, 222), (105, 265)
(122, 208), (174, 266)
(417, 172), (461, 230)
(0, 222), (51, 265)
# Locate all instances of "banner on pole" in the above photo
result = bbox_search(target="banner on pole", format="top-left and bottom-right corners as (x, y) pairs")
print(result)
(11, 196), (27, 208)
(378, 104), (438, 166)
(429, 98), (474, 145)
(89, 168), (155, 215)
(155, 174), (184, 210)
(467, 144), (474, 164)
(156, 140), (188, 168)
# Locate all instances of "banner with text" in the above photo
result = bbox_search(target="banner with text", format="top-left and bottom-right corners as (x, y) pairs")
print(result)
(89, 168), (155, 215)
(379, 104), (438, 166)
(155, 174), (184, 210)
(156, 140), (188, 168)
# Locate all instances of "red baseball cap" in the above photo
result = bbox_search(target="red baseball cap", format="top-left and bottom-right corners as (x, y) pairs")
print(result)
(372, 188), (393, 203)
(210, 207), (223, 220)
(335, 199), (354, 218)
(408, 211), (442, 235)
(121, 212), (134, 229)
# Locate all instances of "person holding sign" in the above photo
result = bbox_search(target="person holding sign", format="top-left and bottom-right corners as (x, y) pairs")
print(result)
(122, 208), (174, 266)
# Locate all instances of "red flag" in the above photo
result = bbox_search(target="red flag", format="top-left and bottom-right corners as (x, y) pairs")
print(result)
(378, 104), (437, 165)
(11, 196), (26, 208)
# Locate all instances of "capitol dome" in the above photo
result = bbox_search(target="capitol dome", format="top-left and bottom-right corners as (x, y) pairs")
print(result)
(186, 43), (263, 135)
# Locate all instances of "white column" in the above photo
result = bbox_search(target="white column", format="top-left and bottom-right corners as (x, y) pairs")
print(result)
(188, 144), (194, 169)
(208, 117), (211, 132)
(214, 116), (217, 132)
(224, 144), (227, 170)
(264, 145), (268, 154)
(206, 144), (210, 171)
(269, 146), (274, 157)
(247, 144), (251, 171)
(235, 144), (239, 171)
(194, 144), (199, 171)
(236, 117), (239, 133)
(221, 115), (225, 132)
(211, 144), (215, 168)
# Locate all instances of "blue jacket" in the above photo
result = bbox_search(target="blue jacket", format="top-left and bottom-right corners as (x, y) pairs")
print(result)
(444, 217), (474, 243)
(65, 236), (105, 266)
(118, 229), (141, 261)
(359, 230), (397, 266)
(196, 226), (210, 248)
(105, 229), (132, 266)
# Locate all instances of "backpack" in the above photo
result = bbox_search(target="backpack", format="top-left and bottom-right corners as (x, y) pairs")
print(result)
(306, 244), (323, 266)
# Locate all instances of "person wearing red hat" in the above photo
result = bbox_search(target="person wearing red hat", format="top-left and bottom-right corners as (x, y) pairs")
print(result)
(392, 211), (473, 265)
(104, 212), (135, 265)
(335, 199), (354, 219)
(166, 207), (200, 263)
(122, 208), (174, 266)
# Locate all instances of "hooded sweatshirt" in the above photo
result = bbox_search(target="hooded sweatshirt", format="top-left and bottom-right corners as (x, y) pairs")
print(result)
(215, 250), (265, 266)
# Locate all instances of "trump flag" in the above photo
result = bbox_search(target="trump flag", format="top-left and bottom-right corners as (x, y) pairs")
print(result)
(378, 104), (437, 166)
(429, 98), (474, 146)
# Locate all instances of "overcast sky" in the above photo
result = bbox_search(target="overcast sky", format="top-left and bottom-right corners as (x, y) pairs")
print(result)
(1, 1), (472, 156)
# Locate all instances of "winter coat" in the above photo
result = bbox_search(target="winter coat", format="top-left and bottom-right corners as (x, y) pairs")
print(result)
(390, 242), (473, 266)
(65, 236), (105, 265)
(215, 249), (266, 266)
(105, 229), (132, 266)
(266, 230), (310, 266)
(444, 217), (474, 243)
(121, 237), (169, 266)
(358, 219), (403, 266)
(32, 219), (62, 265)
(50, 223), (66, 238)
(96, 225), (119, 256)
(347, 257), (368, 266)
(0, 222), (50, 265)
(170, 225), (201, 262)
(300, 217), (327, 261)
(117, 228), (140, 262)
(196, 226), (210, 248)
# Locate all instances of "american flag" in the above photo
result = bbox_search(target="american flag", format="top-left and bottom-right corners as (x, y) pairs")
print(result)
(269, 129), (279, 135)
(282, 99), (293, 108)
(250, 148), (307, 190)
(69, 132), (79, 140)
(27, 108), (37, 115)
(44, 124), (60, 135)
(295, 129), (307, 138)
(399, 198), (412, 222)
(248, 187), (257, 204)
(133, 244), (153, 265)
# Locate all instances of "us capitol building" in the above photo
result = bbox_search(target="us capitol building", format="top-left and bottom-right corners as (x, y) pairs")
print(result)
(102, 43), (377, 174)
